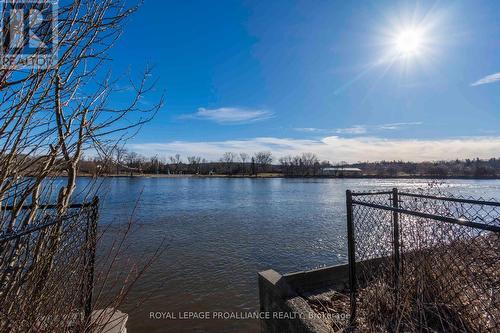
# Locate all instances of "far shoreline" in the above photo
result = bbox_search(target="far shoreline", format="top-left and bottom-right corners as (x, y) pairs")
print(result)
(76, 173), (500, 180)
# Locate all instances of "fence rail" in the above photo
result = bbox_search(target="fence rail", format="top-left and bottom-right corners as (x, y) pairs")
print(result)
(0, 200), (98, 243)
(346, 188), (499, 332)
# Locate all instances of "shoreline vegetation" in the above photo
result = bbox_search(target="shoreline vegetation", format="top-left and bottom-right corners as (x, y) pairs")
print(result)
(78, 149), (500, 179)
(77, 172), (500, 180)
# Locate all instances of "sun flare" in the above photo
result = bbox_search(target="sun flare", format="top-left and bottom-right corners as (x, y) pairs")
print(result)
(394, 28), (424, 56)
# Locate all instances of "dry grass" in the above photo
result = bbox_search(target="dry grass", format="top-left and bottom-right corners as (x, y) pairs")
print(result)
(306, 234), (499, 332)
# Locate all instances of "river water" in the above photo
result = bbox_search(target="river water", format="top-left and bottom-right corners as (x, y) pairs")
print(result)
(84, 177), (499, 333)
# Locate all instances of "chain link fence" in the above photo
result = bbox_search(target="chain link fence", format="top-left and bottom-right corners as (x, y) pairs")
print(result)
(346, 188), (499, 332)
(0, 198), (99, 332)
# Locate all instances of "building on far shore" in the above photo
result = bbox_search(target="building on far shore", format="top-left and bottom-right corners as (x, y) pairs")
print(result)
(321, 167), (362, 177)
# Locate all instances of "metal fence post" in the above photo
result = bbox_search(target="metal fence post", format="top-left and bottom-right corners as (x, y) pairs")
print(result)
(83, 196), (99, 326)
(346, 190), (357, 325)
(392, 188), (400, 304)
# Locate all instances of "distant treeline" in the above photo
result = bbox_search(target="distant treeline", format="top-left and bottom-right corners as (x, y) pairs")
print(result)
(350, 159), (500, 178)
(79, 150), (278, 176)
(78, 148), (500, 178)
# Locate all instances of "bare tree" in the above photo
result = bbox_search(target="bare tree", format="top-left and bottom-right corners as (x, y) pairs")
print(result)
(239, 153), (249, 164)
(114, 147), (128, 175)
(150, 155), (160, 174)
(220, 152), (236, 164)
(0, 0), (163, 332)
(254, 151), (273, 173)
(239, 153), (249, 174)
(279, 155), (294, 175)
(220, 152), (236, 175)
(169, 154), (182, 174)
(279, 153), (319, 176)
(301, 152), (320, 176)
(187, 156), (201, 174)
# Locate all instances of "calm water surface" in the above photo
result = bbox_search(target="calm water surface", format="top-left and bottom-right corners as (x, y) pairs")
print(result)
(87, 178), (499, 333)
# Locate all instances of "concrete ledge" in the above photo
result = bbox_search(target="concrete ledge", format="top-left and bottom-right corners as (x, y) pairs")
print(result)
(284, 264), (350, 294)
(259, 258), (387, 333)
(92, 308), (128, 333)
(258, 270), (332, 333)
(36, 307), (127, 333)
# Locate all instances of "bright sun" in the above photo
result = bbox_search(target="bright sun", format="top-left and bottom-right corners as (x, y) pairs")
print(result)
(394, 28), (424, 56)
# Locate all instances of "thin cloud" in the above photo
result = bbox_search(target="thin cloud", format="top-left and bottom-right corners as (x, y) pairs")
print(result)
(378, 122), (423, 130)
(128, 136), (500, 163)
(294, 127), (324, 133)
(180, 107), (273, 124)
(294, 126), (368, 135)
(335, 126), (367, 135)
(471, 72), (500, 86)
(294, 122), (421, 135)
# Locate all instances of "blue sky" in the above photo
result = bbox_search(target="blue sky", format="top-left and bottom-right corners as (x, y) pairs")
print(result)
(110, 0), (499, 162)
